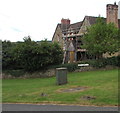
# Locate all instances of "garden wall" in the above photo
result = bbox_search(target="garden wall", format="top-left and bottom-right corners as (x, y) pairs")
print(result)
(2, 69), (55, 79)
(2, 65), (118, 79)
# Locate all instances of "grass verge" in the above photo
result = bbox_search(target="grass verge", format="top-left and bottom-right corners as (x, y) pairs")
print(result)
(2, 69), (118, 106)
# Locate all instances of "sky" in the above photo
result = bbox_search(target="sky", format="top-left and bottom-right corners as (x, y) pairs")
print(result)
(0, 0), (120, 42)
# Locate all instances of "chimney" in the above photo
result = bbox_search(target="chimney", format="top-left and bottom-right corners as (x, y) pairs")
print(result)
(61, 18), (70, 25)
(61, 18), (70, 31)
(106, 3), (118, 27)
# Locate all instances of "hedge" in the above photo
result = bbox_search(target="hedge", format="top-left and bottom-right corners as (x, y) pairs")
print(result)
(78, 56), (120, 68)
(48, 63), (79, 72)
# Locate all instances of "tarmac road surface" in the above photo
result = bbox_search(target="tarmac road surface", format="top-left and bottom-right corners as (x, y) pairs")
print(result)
(2, 103), (118, 111)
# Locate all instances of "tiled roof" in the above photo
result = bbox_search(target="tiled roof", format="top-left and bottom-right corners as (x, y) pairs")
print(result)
(59, 24), (70, 31)
(85, 16), (98, 25)
(85, 16), (120, 29)
(69, 22), (82, 29)
(85, 16), (106, 25)
(58, 16), (120, 35)
(59, 21), (82, 34)
(69, 22), (82, 33)
(59, 16), (106, 35)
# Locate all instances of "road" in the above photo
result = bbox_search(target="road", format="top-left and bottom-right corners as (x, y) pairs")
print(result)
(2, 104), (118, 111)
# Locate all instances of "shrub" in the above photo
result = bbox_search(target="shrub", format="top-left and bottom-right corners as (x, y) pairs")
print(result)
(61, 63), (79, 72)
(90, 59), (106, 68)
(2, 38), (63, 72)
(12, 38), (63, 72)
(78, 56), (120, 68)
(48, 63), (79, 72)
(105, 56), (119, 67)
(2, 40), (19, 70)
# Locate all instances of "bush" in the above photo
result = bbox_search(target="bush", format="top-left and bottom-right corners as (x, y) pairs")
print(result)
(105, 56), (119, 67)
(2, 40), (19, 70)
(90, 59), (106, 68)
(61, 63), (79, 72)
(2, 38), (63, 72)
(48, 63), (79, 72)
(12, 38), (63, 72)
(78, 56), (120, 68)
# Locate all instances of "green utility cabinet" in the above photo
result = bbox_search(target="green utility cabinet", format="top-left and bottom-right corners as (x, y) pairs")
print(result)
(56, 68), (67, 85)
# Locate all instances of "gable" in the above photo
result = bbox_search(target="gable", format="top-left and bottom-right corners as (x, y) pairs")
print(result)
(78, 17), (91, 35)
(52, 24), (62, 41)
(52, 24), (64, 48)
(78, 16), (107, 35)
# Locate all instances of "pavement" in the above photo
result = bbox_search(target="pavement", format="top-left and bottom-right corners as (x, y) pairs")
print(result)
(2, 103), (118, 111)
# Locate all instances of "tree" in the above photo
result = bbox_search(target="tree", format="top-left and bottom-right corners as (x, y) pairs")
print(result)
(13, 37), (63, 72)
(2, 40), (17, 69)
(82, 17), (120, 59)
(51, 42), (63, 64)
(12, 37), (38, 71)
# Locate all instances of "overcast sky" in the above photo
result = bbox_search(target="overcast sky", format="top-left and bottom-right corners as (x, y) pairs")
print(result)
(0, 0), (120, 42)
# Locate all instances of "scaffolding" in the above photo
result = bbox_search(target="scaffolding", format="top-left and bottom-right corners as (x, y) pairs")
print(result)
(62, 23), (88, 63)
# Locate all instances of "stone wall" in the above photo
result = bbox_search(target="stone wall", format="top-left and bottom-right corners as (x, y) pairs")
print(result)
(103, 52), (120, 58)
(75, 65), (118, 72)
(78, 17), (90, 35)
(52, 25), (64, 48)
(2, 69), (56, 79)
(2, 65), (118, 79)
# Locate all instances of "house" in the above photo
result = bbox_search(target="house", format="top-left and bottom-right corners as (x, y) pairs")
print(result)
(52, 2), (120, 63)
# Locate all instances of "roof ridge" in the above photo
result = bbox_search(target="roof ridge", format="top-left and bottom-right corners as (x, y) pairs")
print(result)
(85, 15), (98, 18)
(70, 21), (82, 25)
(85, 15), (106, 19)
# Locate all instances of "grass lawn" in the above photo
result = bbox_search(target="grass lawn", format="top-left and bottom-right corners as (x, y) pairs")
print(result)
(2, 69), (118, 106)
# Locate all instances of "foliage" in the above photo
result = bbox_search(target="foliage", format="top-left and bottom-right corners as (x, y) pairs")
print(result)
(51, 42), (63, 64)
(49, 55), (120, 71)
(39, 40), (63, 65)
(48, 63), (79, 72)
(105, 56), (120, 67)
(61, 63), (78, 72)
(79, 56), (120, 68)
(12, 38), (38, 71)
(89, 59), (107, 68)
(2, 37), (63, 72)
(12, 37), (63, 72)
(2, 40), (18, 69)
(82, 17), (120, 59)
